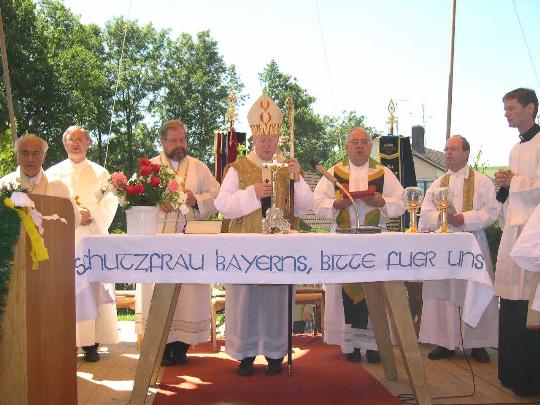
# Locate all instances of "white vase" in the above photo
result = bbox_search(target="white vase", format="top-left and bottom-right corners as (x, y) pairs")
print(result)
(126, 206), (160, 234)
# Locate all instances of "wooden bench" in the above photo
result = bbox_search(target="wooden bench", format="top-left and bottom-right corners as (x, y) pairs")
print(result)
(116, 289), (136, 311)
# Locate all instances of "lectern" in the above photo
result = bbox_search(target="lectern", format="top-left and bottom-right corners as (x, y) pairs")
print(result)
(0, 195), (76, 405)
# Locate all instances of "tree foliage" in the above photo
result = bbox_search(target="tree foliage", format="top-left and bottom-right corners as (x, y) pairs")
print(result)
(155, 31), (244, 162)
(259, 60), (375, 169)
(1, 2), (378, 184)
(0, 1), (243, 178)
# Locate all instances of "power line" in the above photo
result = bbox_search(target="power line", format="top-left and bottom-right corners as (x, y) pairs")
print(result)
(314, 0), (337, 118)
(512, 0), (540, 91)
(103, 0), (132, 169)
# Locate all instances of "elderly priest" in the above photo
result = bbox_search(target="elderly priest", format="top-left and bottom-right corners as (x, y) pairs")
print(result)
(1, 134), (73, 202)
(46, 126), (119, 362)
(313, 127), (405, 364)
(214, 93), (313, 377)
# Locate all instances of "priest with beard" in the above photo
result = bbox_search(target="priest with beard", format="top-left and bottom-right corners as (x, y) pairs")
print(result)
(135, 119), (220, 366)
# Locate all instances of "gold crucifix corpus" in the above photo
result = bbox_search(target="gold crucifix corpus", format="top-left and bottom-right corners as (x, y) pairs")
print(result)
(261, 154), (291, 234)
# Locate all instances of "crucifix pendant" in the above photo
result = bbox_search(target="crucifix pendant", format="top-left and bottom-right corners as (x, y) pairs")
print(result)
(261, 155), (291, 234)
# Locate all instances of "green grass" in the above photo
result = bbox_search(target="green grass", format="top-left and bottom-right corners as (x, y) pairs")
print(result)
(117, 313), (135, 321)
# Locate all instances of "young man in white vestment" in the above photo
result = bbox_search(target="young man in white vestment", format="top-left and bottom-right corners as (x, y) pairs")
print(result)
(418, 135), (498, 363)
(494, 88), (540, 396)
(214, 94), (313, 376)
(1, 134), (74, 202)
(46, 126), (119, 362)
(312, 127), (405, 364)
(135, 119), (220, 366)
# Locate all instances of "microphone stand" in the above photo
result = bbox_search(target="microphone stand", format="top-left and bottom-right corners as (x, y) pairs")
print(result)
(310, 161), (363, 232)
(334, 182), (362, 231)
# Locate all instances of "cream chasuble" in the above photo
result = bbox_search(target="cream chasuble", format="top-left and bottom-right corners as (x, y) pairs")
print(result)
(136, 153), (220, 345)
(418, 165), (499, 349)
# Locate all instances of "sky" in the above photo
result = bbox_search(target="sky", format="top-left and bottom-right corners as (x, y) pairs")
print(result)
(62, 0), (540, 166)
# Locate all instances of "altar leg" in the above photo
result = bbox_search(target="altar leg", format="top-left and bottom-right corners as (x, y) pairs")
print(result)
(130, 283), (182, 405)
(383, 281), (431, 405)
(363, 282), (397, 380)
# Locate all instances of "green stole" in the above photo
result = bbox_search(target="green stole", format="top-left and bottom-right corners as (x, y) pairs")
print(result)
(335, 157), (385, 303)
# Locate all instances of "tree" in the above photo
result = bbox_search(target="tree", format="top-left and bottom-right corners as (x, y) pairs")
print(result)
(37, 0), (110, 164)
(259, 60), (375, 169)
(100, 18), (167, 174)
(322, 111), (377, 167)
(0, 0), (110, 168)
(155, 30), (244, 162)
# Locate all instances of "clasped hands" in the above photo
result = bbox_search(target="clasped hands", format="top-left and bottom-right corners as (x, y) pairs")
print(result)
(495, 169), (515, 188)
(254, 158), (301, 200)
(80, 207), (92, 226)
(333, 192), (385, 210)
(160, 189), (197, 213)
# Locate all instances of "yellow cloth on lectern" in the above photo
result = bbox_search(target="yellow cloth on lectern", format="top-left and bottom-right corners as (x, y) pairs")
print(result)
(4, 197), (49, 270)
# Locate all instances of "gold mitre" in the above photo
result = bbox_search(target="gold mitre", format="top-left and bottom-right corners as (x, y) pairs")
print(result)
(247, 93), (282, 136)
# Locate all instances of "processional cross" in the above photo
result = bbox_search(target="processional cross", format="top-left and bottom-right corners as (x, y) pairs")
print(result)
(261, 154), (291, 234)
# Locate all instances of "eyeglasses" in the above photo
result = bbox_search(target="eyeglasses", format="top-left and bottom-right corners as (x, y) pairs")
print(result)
(349, 139), (371, 146)
(66, 136), (88, 143)
(19, 151), (43, 158)
(164, 137), (186, 145)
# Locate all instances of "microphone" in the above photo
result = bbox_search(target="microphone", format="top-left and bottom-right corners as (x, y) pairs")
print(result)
(310, 161), (361, 229)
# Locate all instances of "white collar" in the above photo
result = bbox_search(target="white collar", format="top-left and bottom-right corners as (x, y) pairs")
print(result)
(448, 164), (469, 178)
(69, 158), (88, 167)
(349, 160), (369, 170)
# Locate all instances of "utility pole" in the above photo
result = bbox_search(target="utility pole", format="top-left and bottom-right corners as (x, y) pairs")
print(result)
(0, 10), (17, 143)
(446, 0), (457, 140)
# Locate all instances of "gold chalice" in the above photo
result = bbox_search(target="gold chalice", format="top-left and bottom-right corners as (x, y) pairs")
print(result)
(432, 187), (454, 233)
(402, 187), (424, 233)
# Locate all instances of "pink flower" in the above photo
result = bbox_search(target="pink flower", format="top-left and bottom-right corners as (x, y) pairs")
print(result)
(167, 179), (179, 192)
(111, 172), (128, 190)
(150, 176), (160, 187)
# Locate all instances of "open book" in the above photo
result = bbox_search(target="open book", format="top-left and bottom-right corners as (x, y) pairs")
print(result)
(184, 220), (223, 234)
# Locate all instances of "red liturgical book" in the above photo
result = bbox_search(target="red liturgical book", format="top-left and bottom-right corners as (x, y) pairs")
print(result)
(349, 185), (377, 199)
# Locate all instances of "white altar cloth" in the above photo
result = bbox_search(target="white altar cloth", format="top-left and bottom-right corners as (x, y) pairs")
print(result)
(75, 232), (494, 326)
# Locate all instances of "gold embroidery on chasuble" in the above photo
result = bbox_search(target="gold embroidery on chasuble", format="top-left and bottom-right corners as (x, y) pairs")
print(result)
(334, 157), (385, 229)
(226, 158), (291, 233)
(334, 158), (385, 304)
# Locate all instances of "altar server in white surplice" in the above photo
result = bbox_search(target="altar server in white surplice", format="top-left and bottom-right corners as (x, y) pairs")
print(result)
(494, 88), (540, 397)
(214, 94), (313, 377)
(136, 119), (220, 366)
(313, 127), (405, 364)
(418, 135), (498, 363)
(46, 126), (119, 363)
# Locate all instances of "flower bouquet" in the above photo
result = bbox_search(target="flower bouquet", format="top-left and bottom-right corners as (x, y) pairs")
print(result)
(108, 157), (188, 213)
(106, 157), (189, 234)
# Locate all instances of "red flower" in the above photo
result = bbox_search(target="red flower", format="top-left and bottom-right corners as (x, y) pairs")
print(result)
(138, 157), (152, 167)
(125, 185), (137, 195)
(150, 176), (160, 187)
(135, 184), (145, 194)
(151, 164), (160, 174)
(140, 165), (153, 177)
